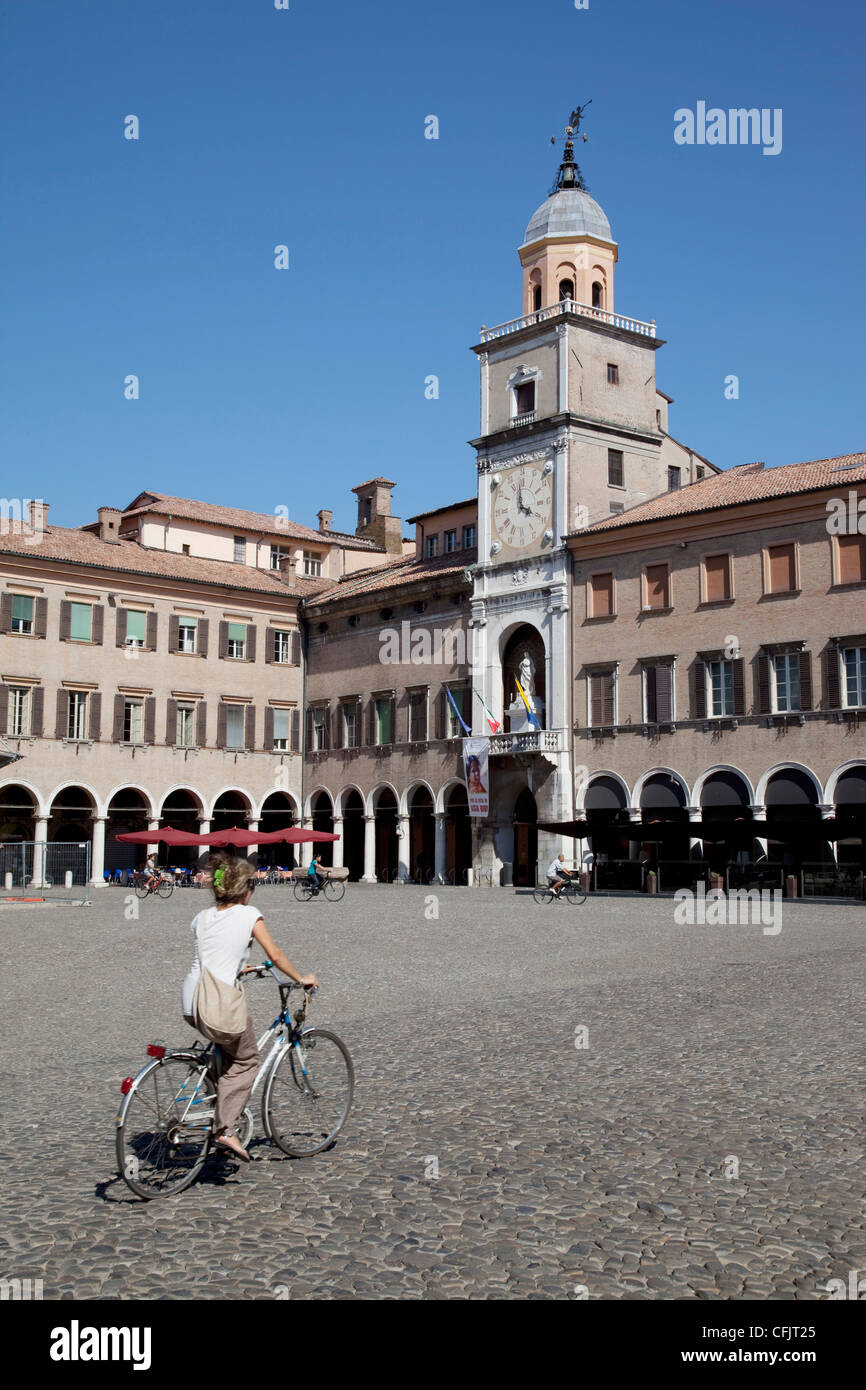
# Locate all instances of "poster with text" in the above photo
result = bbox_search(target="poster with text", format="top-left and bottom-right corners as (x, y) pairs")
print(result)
(462, 737), (490, 817)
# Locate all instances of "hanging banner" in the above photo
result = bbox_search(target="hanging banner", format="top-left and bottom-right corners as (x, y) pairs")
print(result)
(462, 737), (490, 817)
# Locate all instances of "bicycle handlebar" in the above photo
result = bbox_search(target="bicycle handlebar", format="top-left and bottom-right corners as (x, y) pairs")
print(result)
(238, 961), (317, 994)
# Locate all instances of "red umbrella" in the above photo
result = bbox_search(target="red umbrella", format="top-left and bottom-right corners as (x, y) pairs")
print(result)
(198, 827), (262, 847)
(116, 827), (206, 846)
(258, 827), (339, 844)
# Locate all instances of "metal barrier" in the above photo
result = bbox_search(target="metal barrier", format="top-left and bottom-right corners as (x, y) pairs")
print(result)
(0, 841), (91, 897)
(800, 862), (864, 899)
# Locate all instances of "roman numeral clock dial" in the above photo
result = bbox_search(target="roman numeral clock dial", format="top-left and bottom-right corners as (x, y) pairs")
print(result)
(491, 465), (552, 553)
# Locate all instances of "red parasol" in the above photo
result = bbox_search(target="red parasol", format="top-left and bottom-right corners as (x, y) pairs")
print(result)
(115, 827), (207, 846)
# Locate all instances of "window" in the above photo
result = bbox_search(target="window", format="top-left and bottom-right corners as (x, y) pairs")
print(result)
(445, 687), (469, 738)
(592, 281), (603, 309)
(342, 702), (358, 749)
(707, 660), (734, 717)
(227, 622), (246, 659)
(176, 703), (195, 748)
(588, 572), (614, 619)
(7, 686), (30, 736)
(844, 647), (866, 706)
(558, 279), (574, 301)
(606, 363), (619, 385)
(644, 664), (674, 722)
(644, 564), (670, 611)
(178, 617), (197, 654)
(11, 596), (34, 634)
(462, 524), (476, 549)
(125, 610), (146, 647)
(766, 542), (796, 594)
(303, 551), (322, 577)
(272, 629), (291, 664)
(609, 503), (624, 516)
(667, 466), (680, 492)
(703, 553), (732, 603)
(444, 529), (457, 553)
(225, 705), (245, 749)
(425, 535), (439, 559)
(589, 670), (615, 725)
(272, 708), (290, 751)
(409, 690), (428, 741)
(181, 544), (190, 556)
(837, 535), (866, 585)
(656, 409), (662, 429)
(696, 466), (705, 479)
(311, 707), (329, 751)
(515, 381), (535, 415)
(69, 602), (92, 642)
(233, 536), (246, 564)
(772, 652), (801, 712)
(270, 545), (292, 571)
(375, 697), (392, 745)
(123, 698), (144, 743)
(533, 284), (542, 311)
(608, 449), (624, 487)
(67, 690), (88, 740)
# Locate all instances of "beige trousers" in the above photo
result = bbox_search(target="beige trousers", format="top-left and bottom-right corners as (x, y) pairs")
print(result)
(185, 1014), (260, 1139)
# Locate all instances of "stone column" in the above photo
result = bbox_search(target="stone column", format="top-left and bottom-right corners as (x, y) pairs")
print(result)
(362, 815), (377, 883)
(396, 814), (411, 882)
(300, 821), (314, 869)
(434, 813), (447, 883)
(196, 819), (211, 868)
(331, 817), (344, 869)
(247, 819), (259, 867)
(31, 816), (48, 887)
(687, 805), (702, 856)
(90, 816), (107, 887)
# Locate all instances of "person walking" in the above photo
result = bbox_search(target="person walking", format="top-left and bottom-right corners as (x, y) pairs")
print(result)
(181, 854), (318, 1163)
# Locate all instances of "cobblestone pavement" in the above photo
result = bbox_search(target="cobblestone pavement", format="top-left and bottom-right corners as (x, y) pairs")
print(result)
(1, 886), (863, 1300)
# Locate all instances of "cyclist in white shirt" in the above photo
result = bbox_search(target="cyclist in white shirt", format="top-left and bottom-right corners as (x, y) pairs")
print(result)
(546, 852), (575, 898)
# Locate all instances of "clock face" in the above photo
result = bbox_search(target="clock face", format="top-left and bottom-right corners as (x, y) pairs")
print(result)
(492, 465), (552, 551)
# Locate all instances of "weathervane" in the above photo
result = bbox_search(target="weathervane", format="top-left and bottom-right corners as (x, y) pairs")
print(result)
(550, 99), (591, 193)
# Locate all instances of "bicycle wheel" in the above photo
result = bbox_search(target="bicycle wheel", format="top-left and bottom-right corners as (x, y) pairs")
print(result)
(532, 884), (553, 904)
(264, 1029), (354, 1157)
(324, 878), (345, 902)
(566, 883), (587, 905)
(134, 879), (150, 900)
(293, 879), (312, 901)
(116, 1054), (215, 1199)
(157, 878), (174, 899)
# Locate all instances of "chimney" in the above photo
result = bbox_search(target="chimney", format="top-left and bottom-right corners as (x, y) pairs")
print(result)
(97, 506), (122, 544)
(278, 553), (296, 587)
(317, 509), (333, 533)
(27, 500), (49, 531)
(351, 478), (402, 555)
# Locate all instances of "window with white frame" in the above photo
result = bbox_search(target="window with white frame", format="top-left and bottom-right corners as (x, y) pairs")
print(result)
(272, 629), (291, 663)
(123, 698), (144, 743)
(7, 686), (30, 736)
(303, 551), (322, 577)
(125, 610), (146, 648)
(462, 524), (476, 549)
(233, 536), (246, 564)
(311, 706), (328, 751)
(178, 617), (197, 653)
(67, 690), (88, 740)
(176, 703), (195, 747)
(707, 659), (734, 717)
(11, 596), (34, 634)
(270, 545), (291, 571)
(843, 647), (866, 707)
(227, 622), (246, 659)
(425, 535), (438, 559)
(342, 701), (358, 748)
(225, 705), (245, 749)
(444, 529), (457, 553)
(771, 652), (801, 712)
(272, 708), (290, 751)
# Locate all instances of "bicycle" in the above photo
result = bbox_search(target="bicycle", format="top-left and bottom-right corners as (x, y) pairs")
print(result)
(133, 870), (174, 900)
(116, 966), (354, 1200)
(532, 876), (587, 905)
(293, 875), (346, 902)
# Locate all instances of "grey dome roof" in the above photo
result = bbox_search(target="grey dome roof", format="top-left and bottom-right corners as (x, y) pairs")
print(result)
(522, 188), (613, 247)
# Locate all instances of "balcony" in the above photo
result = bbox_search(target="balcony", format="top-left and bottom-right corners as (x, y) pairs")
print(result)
(479, 298), (657, 345)
(489, 729), (561, 756)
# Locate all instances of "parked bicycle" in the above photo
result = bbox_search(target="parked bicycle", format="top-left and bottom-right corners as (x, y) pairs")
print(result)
(532, 877), (587, 905)
(132, 869), (174, 899)
(116, 967), (354, 1200)
(293, 875), (345, 902)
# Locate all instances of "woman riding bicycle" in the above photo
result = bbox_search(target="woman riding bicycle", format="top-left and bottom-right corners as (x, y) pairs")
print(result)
(181, 854), (318, 1163)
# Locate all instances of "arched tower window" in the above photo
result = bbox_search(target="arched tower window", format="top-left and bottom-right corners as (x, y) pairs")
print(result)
(558, 279), (575, 303)
(533, 284), (542, 311)
(592, 281), (603, 309)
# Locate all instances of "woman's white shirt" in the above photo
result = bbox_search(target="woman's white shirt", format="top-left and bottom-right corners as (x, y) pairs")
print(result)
(181, 903), (263, 1017)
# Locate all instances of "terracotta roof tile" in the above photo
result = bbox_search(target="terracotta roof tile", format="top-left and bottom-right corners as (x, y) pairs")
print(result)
(119, 491), (379, 549)
(307, 548), (476, 608)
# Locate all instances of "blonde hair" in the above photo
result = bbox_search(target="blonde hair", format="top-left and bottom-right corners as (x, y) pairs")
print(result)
(208, 854), (255, 905)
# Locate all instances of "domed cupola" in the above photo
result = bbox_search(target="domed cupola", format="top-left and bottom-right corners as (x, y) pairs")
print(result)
(519, 107), (618, 318)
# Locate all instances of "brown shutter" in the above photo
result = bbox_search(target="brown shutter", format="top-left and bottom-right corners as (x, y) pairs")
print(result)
(306, 707), (314, 748)
(89, 692), (101, 741)
(290, 708), (300, 752)
(198, 618), (209, 657)
(389, 695), (397, 743)
(146, 612), (158, 651)
(113, 694), (125, 741)
(825, 647), (841, 709)
(144, 696), (155, 745)
(837, 536), (866, 584)
(31, 686), (44, 736)
(332, 705), (342, 749)
(196, 700), (207, 747)
(166, 698), (178, 744)
(0, 685), (7, 732)
(264, 706), (274, 747)
(732, 658), (746, 716)
(246, 625), (256, 662)
(92, 605), (104, 644)
(291, 630), (301, 666)
(322, 705), (330, 751)
(757, 653), (771, 713)
(217, 702), (227, 748)
(367, 697), (376, 746)
(245, 704), (255, 750)
(645, 564), (669, 610)
(591, 573), (613, 618)
(704, 554), (730, 602)
(116, 609), (127, 646)
(265, 628), (274, 663)
(768, 543), (795, 594)
(59, 601), (71, 641)
(645, 666), (658, 722)
(168, 615), (179, 653)
(218, 621), (228, 658)
(798, 651), (813, 710)
(436, 688), (446, 739)
(0, 593), (12, 633)
(657, 664), (673, 721)
(35, 597), (47, 638)
(55, 689), (67, 739)
(693, 660), (706, 718)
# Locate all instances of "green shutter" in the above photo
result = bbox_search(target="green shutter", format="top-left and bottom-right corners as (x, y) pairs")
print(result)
(12, 596), (33, 626)
(126, 610), (146, 643)
(69, 603), (92, 641)
(228, 621), (246, 643)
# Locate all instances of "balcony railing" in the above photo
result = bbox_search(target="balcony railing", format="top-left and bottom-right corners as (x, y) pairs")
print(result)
(480, 298), (656, 344)
(510, 410), (537, 427)
(489, 729), (561, 755)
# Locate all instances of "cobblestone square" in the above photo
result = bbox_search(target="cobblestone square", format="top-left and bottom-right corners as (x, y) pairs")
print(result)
(1, 886), (863, 1301)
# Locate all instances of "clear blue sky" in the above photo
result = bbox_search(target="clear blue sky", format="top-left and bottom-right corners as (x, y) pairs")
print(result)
(2, 0), (864, 534)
